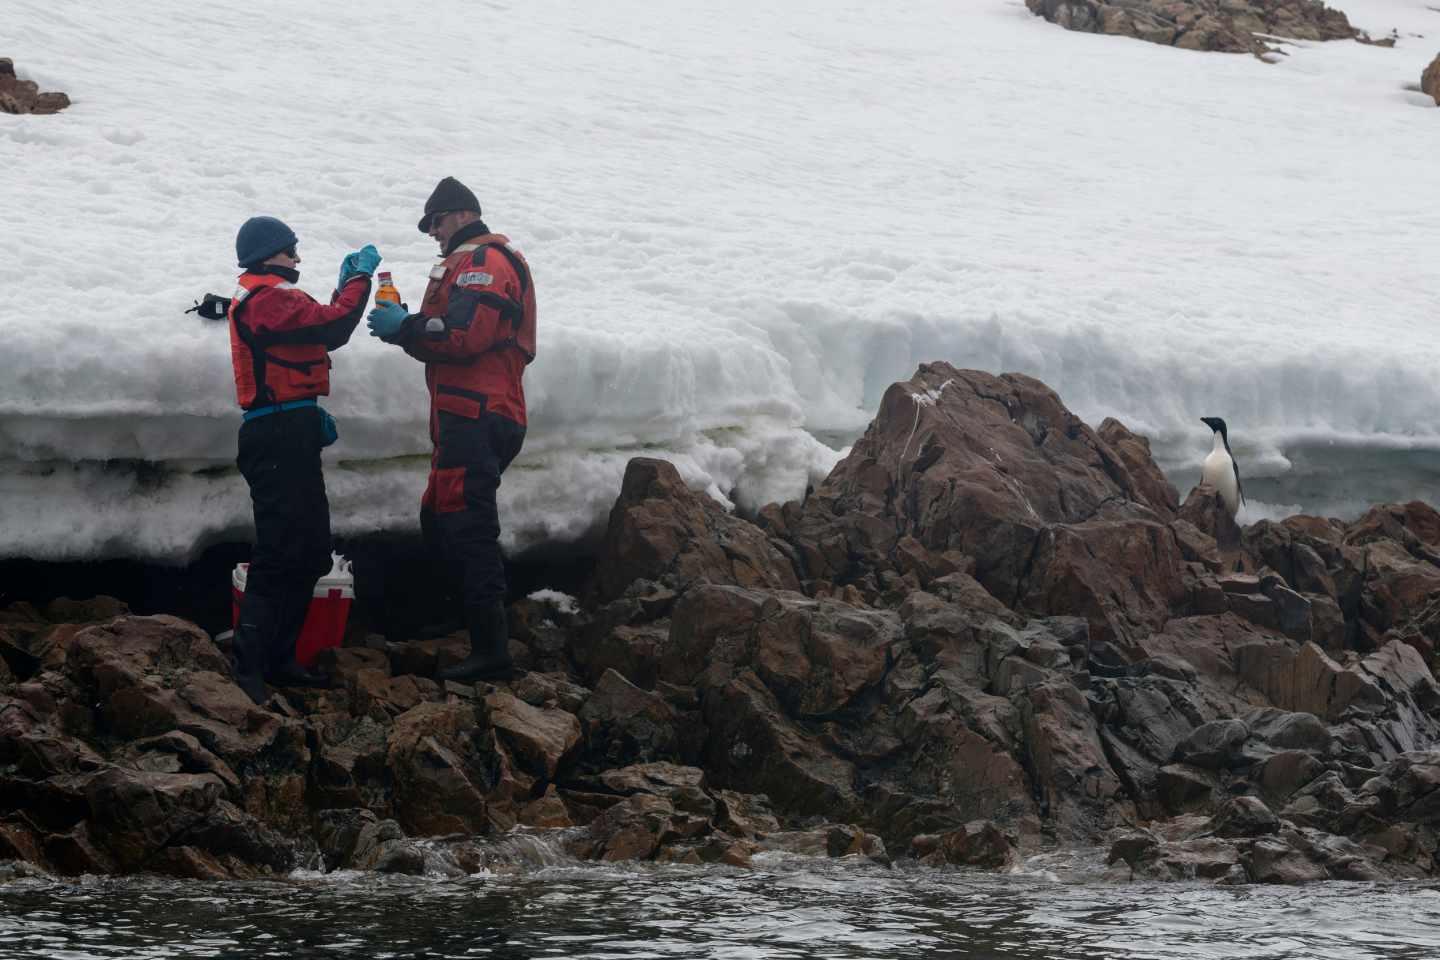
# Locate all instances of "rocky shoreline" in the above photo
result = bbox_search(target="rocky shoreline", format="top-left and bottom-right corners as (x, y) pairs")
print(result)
(3, 362), (1439, 884)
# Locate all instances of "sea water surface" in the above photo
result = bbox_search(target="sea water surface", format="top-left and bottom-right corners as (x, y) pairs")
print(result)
(3, 851), (1440, 960)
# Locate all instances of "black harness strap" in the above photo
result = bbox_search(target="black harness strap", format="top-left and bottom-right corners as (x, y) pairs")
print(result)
(436, 383), (488, 403)
(468, 243), (533, 360)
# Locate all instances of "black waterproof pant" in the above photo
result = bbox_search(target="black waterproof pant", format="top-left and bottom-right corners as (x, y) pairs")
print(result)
(421, 409), (526, 609)
(236, 405), (332, 659)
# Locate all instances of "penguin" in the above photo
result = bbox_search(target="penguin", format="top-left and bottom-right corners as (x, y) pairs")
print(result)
(1200, 416), (1245, 518)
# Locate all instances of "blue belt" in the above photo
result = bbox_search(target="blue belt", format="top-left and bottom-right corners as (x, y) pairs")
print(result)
(242, 398), (317, 422)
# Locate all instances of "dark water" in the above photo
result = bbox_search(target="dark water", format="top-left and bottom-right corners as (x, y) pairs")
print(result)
(3, 850), (1440, 959)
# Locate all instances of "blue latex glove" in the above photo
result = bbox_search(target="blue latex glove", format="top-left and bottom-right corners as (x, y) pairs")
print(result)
(337, 244), (382, 287)
(367, 301), (408, 340)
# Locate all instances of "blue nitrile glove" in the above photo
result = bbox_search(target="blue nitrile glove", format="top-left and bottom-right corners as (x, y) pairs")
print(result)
(337, 244), (382, 287)
(367, 301), (408, 341)
(351, 244), (381, 275)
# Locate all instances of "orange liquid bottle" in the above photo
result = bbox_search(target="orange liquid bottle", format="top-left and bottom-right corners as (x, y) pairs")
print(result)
(375, 271), (401, 307)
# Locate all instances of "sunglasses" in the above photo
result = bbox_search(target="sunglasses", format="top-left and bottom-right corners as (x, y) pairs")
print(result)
(282, 246), (298, 259)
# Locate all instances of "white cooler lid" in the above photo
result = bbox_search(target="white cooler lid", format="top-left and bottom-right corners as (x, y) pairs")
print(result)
(233, 553), (354, 599)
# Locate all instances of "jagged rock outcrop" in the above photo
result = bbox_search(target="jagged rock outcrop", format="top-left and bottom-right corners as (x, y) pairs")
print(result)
(591, 457), (801, 604)
(3, 362), (1439, 885)
(0, 59), (70, 115)
(1024, 1), (1356, 59)
(784, 364), (1185, 649)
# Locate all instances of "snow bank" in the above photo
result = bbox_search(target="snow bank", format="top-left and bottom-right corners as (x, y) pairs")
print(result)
(1, 1), (1438, 560)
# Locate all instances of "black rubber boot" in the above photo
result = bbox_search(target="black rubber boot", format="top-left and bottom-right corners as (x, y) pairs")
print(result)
(268, 658), (329, 688)
(232, 595), (278, 706)
(265, 587), (329, 689)
(437, 602), (516, 682)
(413, 616), (465, 641)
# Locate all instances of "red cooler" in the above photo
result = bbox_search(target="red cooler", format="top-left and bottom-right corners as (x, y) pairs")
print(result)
(231, 553), (355, 666)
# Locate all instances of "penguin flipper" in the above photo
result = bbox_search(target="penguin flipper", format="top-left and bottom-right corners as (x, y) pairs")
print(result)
(1233, 460), (1246, 508)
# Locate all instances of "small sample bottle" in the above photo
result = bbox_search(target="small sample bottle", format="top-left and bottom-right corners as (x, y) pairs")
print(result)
(375, 271), (401, 306)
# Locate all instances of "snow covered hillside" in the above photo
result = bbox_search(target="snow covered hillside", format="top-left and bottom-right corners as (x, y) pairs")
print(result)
(2, 0), (1438, 560)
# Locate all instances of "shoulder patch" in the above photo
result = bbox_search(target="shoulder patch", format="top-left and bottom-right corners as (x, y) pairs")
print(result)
(456, 270), (494, 288)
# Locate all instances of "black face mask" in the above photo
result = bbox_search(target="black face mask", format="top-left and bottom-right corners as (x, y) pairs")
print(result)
(250, 264), (300, 283)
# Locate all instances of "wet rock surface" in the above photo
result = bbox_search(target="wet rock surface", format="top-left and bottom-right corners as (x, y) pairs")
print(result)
(3, 362), (1439, 885)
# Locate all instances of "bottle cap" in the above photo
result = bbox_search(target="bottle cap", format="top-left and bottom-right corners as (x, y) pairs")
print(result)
(378, 271), (393, 282)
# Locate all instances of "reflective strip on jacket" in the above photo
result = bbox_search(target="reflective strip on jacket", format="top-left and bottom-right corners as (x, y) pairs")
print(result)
(227, 271), (370, 409)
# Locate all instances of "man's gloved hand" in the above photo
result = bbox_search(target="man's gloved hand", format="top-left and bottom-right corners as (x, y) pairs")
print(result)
(367, 301), (408, 341)
(338, 244), (382, 287)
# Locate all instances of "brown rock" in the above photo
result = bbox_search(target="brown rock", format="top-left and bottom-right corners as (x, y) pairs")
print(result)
(573, 621), (669, 689)
(351, 668), (436, 720)
(701, 670), (860, 821)
(65, 616), (305, 767)
(757, 823), (888, 862)
(314, 808), (425, 874)
(518, 785), (574, 828)
(119, 731), (241, 799)
(1180, 484), (1242, 551)
(751, 597), (897, 716)
(1174, 718), (1249, 770)
(572, 793), (679, 861)
(1022, 679), (1128, 836)
(912, 819), (1018, 868)
(592, 457), (802, 603)
(0, 59), (71, 115)
(889, 671), (1034, 831)
(1411, 52), (1434, 104)
(510, 671), (590, 714)
(482, 691), (580, 780)
(593, 762), (715, 817)
(1210, 795), (1281, 838)
(308, 712), (391, 809)
(1244, 836), (1328, 883)
(313, 647), (390, 686)
(576, 668), (679, 766)
(1254, 750), (1326, 807)
(241, 771), (309, 838)
(388, 635), (469, 679)
(44, 821), (117, 875)
(789, 365), (1182, 646)
(1098, 417), (1179, 520)
(1157, 763), (1219, 814)
(1020, 518), (1186, 646)
(1173, 520), (1222, 571)
(385, 702), (491, 836)
(0, 817), (48, 870)
(665, 584), (769, 685)
(83, 767), (227, 869)
(714, 789), (782, 838)
(1024, 0), (1355, 58)
(1134, 836), (1243, 881)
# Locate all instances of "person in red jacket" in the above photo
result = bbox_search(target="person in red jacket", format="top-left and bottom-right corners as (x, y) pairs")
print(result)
(229, 215), (378, 704)
(367, 177), (536, 681)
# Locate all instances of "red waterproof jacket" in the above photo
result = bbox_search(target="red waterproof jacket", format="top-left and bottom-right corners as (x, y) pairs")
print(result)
(396, 224), (536, 430)
(228, 269), (370, 409)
